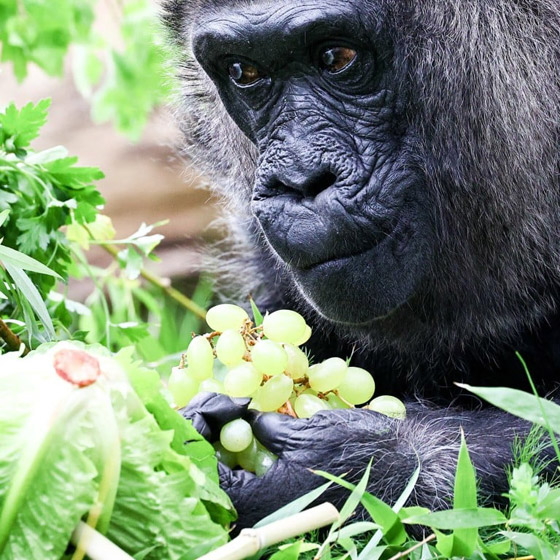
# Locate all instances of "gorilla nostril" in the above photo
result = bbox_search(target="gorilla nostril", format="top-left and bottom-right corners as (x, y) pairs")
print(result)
(272, 170), (337, 199)
(303, 171), (337, 198)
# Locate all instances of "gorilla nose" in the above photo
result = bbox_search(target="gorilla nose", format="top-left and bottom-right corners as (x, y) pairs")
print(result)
(268, 167), (337, 199)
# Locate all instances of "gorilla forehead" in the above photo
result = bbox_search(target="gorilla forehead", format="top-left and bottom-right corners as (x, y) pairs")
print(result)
(192, 0), (376, 47)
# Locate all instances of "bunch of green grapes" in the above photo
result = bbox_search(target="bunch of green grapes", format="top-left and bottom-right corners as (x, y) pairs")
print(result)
(168, 304), (405, 473)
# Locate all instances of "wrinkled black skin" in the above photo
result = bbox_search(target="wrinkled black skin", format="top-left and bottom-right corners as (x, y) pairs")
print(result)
(165, 0), (560, 530)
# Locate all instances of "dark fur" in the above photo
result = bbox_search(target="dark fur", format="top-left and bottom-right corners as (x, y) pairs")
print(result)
(164, 0), (560, 527)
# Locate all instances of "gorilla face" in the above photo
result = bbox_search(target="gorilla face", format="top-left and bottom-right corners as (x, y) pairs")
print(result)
(192, 1), (434, 325)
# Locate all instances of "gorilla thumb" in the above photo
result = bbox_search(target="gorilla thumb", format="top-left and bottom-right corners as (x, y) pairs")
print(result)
(248, 410), (304, 455)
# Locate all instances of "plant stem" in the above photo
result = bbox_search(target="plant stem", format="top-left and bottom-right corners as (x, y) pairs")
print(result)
(387, 533), (436, 560)
(0, 317), (28, 354)
(100, 243), (207, 320)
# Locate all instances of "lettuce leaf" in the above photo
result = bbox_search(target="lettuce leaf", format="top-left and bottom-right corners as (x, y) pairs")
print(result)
(0, 342), (233, 559)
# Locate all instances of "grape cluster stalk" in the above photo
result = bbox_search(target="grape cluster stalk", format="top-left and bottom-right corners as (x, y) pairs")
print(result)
(167, 304), (406, 474)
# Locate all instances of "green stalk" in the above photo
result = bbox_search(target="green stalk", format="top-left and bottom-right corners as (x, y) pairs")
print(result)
(516, 351), (560, 464)
(0, 385), (79, 552)
(100, 243), (207, 320)
(72, 390), (122, 560)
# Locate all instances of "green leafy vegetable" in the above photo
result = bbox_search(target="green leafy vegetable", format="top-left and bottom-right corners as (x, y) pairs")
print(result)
(0, 100), (105, 347)
(0, 342), (234, 559)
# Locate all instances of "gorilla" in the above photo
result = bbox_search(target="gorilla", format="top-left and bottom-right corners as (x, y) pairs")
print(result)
(163, 0), (560, 529)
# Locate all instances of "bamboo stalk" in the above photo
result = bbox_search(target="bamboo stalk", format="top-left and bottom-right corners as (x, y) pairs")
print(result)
(0, 317), (28, 354)
(196, 503), (340, 560)
(71, 522), (135, 560)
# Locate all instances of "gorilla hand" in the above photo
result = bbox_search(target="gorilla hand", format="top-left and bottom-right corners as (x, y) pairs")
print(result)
(182, 395), (537, 531)
(182, 393), (414, 530)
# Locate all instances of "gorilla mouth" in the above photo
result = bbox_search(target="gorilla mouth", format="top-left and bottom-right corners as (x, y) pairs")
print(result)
(295, 217), (411, 272)
(288, 219), (424, 324)
(253, 192), (399, 271)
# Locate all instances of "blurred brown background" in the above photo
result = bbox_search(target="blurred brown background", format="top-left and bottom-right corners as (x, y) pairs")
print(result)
(0, 4), (218, 286)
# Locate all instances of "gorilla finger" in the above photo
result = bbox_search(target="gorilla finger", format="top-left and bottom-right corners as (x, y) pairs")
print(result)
(180, 393), (251, 438)
(249, 410), (305, 455)
(218, 462), (256, 489)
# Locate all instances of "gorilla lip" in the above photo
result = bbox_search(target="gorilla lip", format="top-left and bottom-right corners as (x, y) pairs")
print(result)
(294, 217), (408, 272)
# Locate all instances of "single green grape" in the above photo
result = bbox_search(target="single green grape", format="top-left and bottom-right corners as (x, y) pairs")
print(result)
(366, 395), (406, 419)
(223, 363), (263, 397)
(186, 336), (214, 380)
(237, 438), (258, 471)
(294, 393), (330, 418)
(251, 340), (288, 375)
(248, 398), (263, 411)
(337, 366), (376, 405)
(294, 325), (312, 346)
(213, 441), (238, 469)
(199, 378), (224, 393)
(216, 329), (246, 366)
(308, 357), (348, 393)
(283, 344), (309, 378)
(254, 446), (277, 476)
(325, 392), (352, 409)
(257, 374), (294, 411)
(220, 418), (254, 452)
(168, 367), (200, 408)
(262, 310), (308, 345)
(206, 303), (249, 332)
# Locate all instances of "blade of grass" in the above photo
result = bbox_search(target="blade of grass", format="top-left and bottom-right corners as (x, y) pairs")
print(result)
(5, 263), (55, 339)
(254, 482), (334, 529)
(402, 507), (507, 529)
(516, 351), (560, 464)
(0, 244), (61, 278)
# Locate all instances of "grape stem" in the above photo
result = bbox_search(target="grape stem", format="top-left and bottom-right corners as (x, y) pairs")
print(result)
(278, 400), (297, 418)
(203, 331), (221, 343)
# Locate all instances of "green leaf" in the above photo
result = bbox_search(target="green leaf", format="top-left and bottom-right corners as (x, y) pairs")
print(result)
(120, 349), (235, 525)
(43, 156), (104, 186)
(133, 233), (164, 256)
(118, 247), (143, 280)
(403, 507), (507, 529)
(66, 222), (91, 250)
(500, 531), (556, 560)
(481, 539), (511, 556)
(0, 377), (100, 559)
(450, 430), (478, 553)
(25, 145), (68, 164)
(432, 432), (479, 558)
(336, 522), (379, 539)
(0, 100), (51, 149)
(250, 297), (264, 327)
(106, 414), (228, 559)
(0, 244), (61, 278)
(454, 431), (477, 510)
(0, 209), (10, 228)
(254, 481), (333, 529)
(114, 321), (149, 343)
(4, 263), (55, 338)
(268, 541), (303, 560)
(336, 460), (372, 529)
(458, 383), (560, 434)
(315, 470), (408, 547)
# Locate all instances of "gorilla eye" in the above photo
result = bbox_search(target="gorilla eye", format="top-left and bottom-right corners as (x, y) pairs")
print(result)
(319, 46), (357, 74)
(228, 61), (263, 86)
